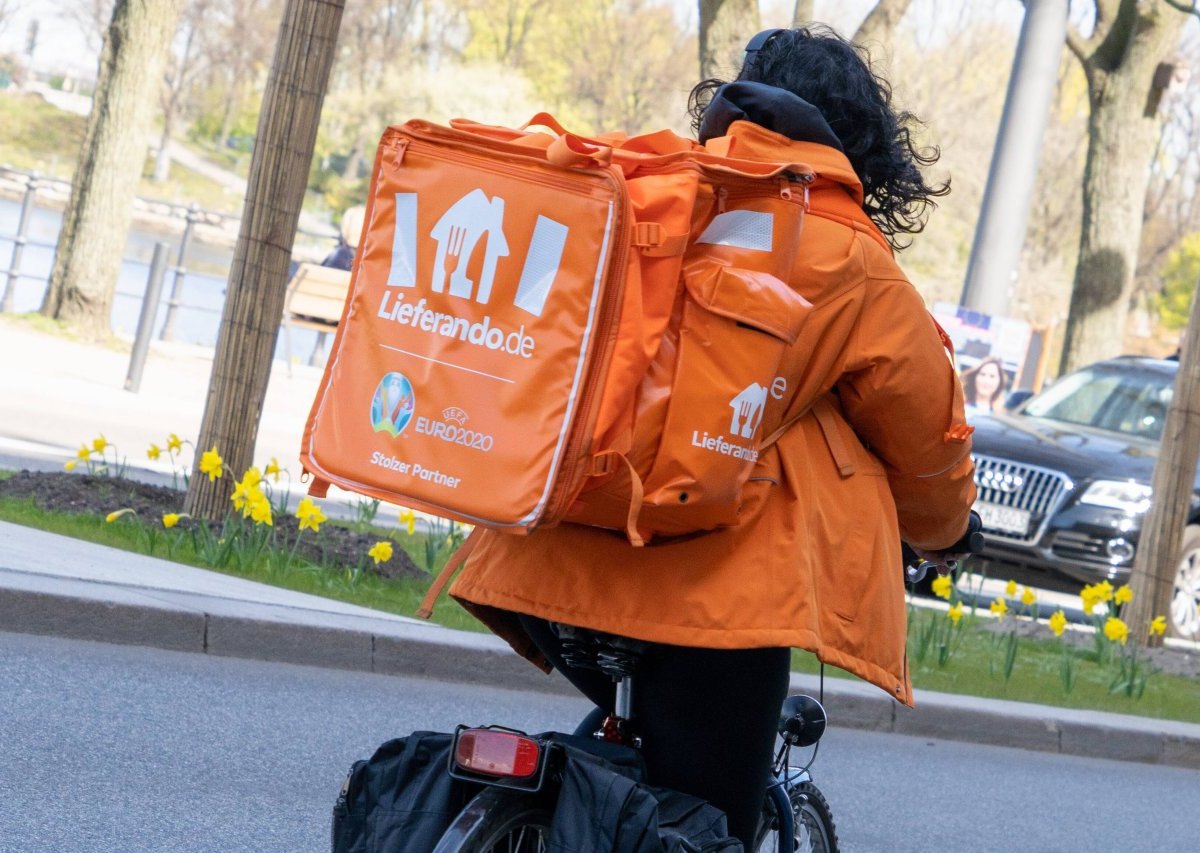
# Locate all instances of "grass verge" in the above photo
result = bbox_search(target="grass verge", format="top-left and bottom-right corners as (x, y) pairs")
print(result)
(0, 494), (483, 634)
(0, 93), (85, 179)
(792, 605), (1200, 724)
(3, 490), (1198, 723)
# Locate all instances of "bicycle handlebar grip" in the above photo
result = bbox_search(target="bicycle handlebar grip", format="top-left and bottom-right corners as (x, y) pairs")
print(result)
(948, 510), (985, 555)
(902, 511), (985, 584)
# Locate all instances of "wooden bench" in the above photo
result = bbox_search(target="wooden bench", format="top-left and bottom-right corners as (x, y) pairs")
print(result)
(281, 262), (352, 367)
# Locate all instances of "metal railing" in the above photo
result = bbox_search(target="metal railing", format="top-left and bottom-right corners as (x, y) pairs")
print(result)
(0, 171), (56, 313)
(0, 165), (339, 356)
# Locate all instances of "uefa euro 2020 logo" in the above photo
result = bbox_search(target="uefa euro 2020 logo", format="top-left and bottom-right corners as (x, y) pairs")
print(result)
(370, 372), (415, 437)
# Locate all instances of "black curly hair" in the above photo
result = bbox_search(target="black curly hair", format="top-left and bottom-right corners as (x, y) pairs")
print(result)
(688, 25), (949, 250)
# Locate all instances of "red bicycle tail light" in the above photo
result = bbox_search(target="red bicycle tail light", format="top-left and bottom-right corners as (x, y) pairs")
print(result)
(454, 729), (541, 778)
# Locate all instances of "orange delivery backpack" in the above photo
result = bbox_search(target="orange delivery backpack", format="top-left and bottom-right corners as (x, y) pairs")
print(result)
(299, 114), (815, 547)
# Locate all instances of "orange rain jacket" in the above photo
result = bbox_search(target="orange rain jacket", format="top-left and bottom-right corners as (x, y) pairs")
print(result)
(449, 121), (977, 706)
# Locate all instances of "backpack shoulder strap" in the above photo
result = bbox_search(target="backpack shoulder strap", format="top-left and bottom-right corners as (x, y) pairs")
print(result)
(758, 394), (857, 477)
(416, 526), (484, 619)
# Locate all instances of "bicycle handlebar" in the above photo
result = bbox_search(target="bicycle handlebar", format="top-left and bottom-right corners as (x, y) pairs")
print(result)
(903, 510), (984, 584)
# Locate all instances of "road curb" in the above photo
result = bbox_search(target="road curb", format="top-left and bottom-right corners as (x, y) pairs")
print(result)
(786, 673), (1200, 771)
(4, 582), (1199, 770)
(0, 580), (577, 696)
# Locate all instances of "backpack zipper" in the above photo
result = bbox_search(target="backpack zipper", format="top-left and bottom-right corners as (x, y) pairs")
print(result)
(398, 128), (613, 198)
(539, 166), (632, 525)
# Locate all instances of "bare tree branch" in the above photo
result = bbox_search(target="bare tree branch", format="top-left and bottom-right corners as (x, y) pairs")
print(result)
(853, 0), (914, 46)
(1162, 0), (1200, 22)
(1065, 24), (1095, 63)
(0, 1), (18, 36)
(1092, 0), (1140, 71)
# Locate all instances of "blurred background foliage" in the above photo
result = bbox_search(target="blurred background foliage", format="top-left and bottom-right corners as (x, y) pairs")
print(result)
(1, 0), (1197, 350)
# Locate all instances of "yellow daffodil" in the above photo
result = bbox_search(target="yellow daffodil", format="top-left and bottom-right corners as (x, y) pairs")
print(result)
(1005, 579), (1018, 597)
(77, 444), (92, 460)
(249, 494), (273, 526)
(166, 433), (183, 453)
(989, 598), (1008, 617)
(162, 513), (186, 529)
(1080, 583), (1109, 615)
(147, 443), (162, 461)
(1114, 584), (1133, 605)
(92, 434), (109, 454)
(1149, 616), (1167, 637)
(1103, 616), (1129, 645)
(1021, 587), (1036, 607)
(241, 466), (263, 489)
(199, 447), (223, 481)
(64, 459), (77, 471)
(398, 508), (416, 536)
(105, 508), (135, 523)
(264, 457), (281, 481)
(931, 574), (953, 600)
(296, 497), (326, 532)
(368, 540), (394, 564)
(230, 480), (249, 511)
(1049, 610), (1067, 637)
(947, 602), (964, 625)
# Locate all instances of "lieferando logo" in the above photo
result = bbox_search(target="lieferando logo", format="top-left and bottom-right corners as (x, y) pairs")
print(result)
(370, 372), (416, 437)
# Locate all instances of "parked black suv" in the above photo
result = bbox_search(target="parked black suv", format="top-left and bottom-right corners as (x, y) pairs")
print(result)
(968, 356), (1200, 639)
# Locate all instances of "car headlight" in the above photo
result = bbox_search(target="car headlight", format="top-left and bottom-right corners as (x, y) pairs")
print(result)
(1079, 480), (1152, 514)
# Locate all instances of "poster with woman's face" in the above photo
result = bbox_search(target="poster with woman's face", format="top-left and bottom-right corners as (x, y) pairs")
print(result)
(932, 303), (1032, 418)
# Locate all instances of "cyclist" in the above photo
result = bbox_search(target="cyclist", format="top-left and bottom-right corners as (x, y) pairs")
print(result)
(447, 26), (977, 848)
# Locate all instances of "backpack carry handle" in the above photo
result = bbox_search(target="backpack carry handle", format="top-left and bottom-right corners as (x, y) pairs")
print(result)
(547, 133), (614, 169)
(522, 112), (571, 135)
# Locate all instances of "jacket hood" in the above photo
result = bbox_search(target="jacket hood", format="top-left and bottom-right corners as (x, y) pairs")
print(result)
(699, 81), (843, 151)
(699, 82), (866, 214)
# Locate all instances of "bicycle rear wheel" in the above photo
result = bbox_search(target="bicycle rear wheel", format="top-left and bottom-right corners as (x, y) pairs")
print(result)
(755, 781), (839, 853)
(432, 787), (553, 853)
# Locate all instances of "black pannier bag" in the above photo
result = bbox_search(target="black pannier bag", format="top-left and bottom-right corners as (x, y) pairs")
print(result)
(332, 730), (742, 852)
(331, 732), (479, 852)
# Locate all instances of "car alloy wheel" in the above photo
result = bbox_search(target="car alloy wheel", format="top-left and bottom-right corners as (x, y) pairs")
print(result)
(1170, 526), (1200, 640)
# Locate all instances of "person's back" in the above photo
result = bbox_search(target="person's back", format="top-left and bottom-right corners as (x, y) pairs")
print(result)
(321, 204), (366, 271)
(443, 26), (977, 848)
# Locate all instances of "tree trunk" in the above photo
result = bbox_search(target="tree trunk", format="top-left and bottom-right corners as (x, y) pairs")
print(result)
(153, 113), (175, 183)
(1125, 273), (1200, 646)
(217, 83), (238, 149)
(1059, 1), (1186, 372)
(184, 0), (345, 521)
(698, 0), (759, 80)
(40, 0), (185, 338)
(342, 129), (365, 180)
(853, 0), (913, 46)
(153, 14), (200, 185)
(791, 0), (814, 26)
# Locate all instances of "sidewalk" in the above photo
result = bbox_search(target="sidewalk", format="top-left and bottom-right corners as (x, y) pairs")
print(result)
(0, 317), (381, 520)
(3, 319), (1200, 770)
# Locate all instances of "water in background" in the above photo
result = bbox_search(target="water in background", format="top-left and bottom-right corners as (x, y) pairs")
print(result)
(0, 196), (329, 363)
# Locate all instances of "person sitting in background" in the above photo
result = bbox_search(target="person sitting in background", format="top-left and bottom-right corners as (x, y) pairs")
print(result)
(322, 204), (366, 271)
(962, 355), (1008, 415)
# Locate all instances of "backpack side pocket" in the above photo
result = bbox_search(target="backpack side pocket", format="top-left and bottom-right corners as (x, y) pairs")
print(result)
(634, 260), (811, 538)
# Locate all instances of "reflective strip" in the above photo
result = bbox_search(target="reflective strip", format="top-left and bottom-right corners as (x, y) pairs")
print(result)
(387, 192), (418, 288)
(696, 210), (773, 252)
(514, 215), (569, 317)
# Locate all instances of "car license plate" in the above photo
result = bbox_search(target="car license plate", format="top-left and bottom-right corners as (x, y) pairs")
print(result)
(977, 502), (1031, 537)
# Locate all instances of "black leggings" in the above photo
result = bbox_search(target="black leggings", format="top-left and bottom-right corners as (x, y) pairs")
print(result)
(518, 615), (791, 848)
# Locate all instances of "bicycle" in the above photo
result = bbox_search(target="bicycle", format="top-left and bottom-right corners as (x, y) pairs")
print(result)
(431, 625), (838, 853)
(341, 513), (983, 853)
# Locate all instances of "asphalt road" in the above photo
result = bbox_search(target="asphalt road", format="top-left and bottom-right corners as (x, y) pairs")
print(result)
(2, 632), (1197, 853)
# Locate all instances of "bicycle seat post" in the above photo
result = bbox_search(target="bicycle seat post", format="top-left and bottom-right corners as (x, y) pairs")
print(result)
(614, 673), (633, 720)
